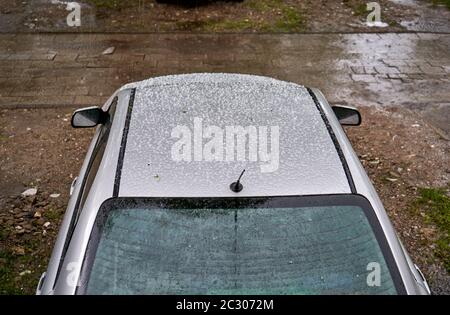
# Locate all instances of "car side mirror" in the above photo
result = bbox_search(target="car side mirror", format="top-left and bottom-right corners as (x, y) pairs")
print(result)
(71, 106), (107, 128)
(332, 105), (362, 126)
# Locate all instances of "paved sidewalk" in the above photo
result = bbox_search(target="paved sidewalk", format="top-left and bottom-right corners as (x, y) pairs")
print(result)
(0, 33), (449, 134)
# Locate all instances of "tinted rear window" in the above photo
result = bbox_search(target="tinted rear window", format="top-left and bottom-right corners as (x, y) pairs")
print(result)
(80, 196), (402, 295)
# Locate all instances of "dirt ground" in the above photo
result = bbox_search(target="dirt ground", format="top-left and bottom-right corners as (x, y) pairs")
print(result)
(0, 0), (449, 33)
(0, 106), (448, 294)
(0, 109), (93, 294)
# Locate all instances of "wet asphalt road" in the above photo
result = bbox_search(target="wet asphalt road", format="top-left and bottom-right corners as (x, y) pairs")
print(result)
(0, 33), (448, 135)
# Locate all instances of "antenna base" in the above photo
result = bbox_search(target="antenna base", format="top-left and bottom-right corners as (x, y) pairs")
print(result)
(230, 181), (243, 193)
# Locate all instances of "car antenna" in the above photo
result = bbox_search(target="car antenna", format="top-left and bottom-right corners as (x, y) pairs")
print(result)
(230, 169), (246, 193)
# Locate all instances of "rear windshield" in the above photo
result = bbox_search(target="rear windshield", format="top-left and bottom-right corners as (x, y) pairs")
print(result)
(79, 196), (403, 295)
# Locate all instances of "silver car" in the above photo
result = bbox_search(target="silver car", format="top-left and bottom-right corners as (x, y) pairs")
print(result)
(37, 73), (430, 295)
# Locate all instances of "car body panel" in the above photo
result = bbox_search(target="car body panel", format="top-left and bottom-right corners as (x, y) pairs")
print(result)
(40, 74), (429, 295)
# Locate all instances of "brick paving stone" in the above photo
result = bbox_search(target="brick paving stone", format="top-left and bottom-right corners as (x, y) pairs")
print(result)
(382, 60), (409, 67)
(419, 65), (446, 74)
(374, 66), (400, 74)
(74, 95), (108, 106)
(351, 74), (378, 83)
(364, 66), (378, 74)
(63, 86), (89, 96)
(396, 66), (423, 74)
(29, 53), (57, 61)
(54, 53), (78, 62)
(351, 66), (366, 74)
(7, 54), (32, 61)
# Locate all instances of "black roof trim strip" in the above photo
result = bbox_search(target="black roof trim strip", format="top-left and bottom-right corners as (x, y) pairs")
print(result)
(307, 88), (357, 194)
(113, 88), (136, 197)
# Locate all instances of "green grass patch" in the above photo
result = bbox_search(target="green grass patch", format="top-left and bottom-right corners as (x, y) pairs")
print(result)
(354, 3), (368, 16)
(0, 225), (50, 295)
(342, 0), (369, 16)
(43, 208), (63, 222)
(175, 20), (209, 31)
(0, 245), (47, 295)
(245, 0), (283, 12)
(432, 0), (450, 9)
(201, 18), (264, 32)
(0, 250), (23, 295)
(415, 187), (450, 272)
(85, 0), (140, 10)
(274, 5), (304, 32)
(246, 0), (304, 32)
(0, 133), (8, 141)
(200, 0), (304, 32)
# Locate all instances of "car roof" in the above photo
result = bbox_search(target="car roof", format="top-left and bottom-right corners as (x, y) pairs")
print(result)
(114, 73), (351, 197)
